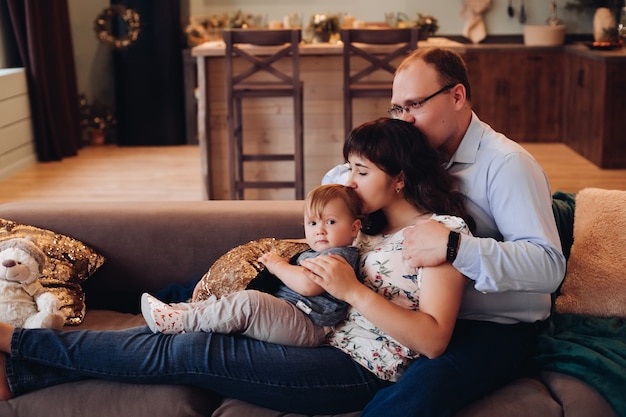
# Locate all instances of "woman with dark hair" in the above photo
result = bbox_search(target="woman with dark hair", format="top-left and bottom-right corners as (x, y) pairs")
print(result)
(0, 118), (471, 416)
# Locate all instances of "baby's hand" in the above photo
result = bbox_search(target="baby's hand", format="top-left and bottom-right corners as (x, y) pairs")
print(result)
(258, 252), (288, 273)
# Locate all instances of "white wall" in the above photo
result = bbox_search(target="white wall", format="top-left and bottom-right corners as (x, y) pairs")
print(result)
(67, 0), (112, 105)
(190, 0), (594, 35)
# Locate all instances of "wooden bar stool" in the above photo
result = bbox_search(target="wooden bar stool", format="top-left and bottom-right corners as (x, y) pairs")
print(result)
(223, 29), (304, 200)
(341, 27), (419, 137)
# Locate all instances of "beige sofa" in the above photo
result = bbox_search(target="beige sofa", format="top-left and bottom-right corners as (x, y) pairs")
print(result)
(0, 199), (619, 417)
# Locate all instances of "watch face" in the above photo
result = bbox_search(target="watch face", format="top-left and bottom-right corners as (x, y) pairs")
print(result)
(446, 231), (460, 263)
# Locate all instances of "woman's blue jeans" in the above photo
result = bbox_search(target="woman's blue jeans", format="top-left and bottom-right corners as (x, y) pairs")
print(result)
(6, 326), (389, 415)
(361, 319), (539, 417)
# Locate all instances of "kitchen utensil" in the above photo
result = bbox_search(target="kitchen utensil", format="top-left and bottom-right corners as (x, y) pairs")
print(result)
(519, 0), (527, 23)
(508, 0), (515, 17)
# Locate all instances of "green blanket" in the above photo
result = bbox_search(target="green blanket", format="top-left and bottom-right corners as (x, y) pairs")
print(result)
(551, 191), (576, 260)
(536, 314), (626, 417)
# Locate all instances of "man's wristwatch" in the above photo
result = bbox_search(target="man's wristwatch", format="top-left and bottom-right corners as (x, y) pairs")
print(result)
(446, 231), (460, 263)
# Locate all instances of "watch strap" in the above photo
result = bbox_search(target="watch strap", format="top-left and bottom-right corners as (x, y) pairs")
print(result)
(446, 231), (460, 263)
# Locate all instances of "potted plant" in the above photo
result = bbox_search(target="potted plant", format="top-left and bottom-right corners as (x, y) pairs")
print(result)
(415, 13), (439, 40)
(78, 95), (116, 145)
(309, 14), (340, 43)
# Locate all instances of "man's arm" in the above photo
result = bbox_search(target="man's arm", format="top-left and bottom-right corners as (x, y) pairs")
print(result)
(455, 151), (565, 293)
(403, 152), (565, 294)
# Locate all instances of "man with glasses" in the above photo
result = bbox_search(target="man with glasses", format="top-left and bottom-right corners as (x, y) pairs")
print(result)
(324, 48), (565, 416)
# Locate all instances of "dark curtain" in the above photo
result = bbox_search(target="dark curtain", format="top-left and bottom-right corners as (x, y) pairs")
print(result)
(112, 0), (187, 146)
(6, 0), (81, 161)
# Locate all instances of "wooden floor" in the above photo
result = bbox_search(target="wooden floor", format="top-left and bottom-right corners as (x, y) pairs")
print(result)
(1, 143), (625, 205)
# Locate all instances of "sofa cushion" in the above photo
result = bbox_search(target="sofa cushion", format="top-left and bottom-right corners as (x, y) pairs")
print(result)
(214, 377), (562, 417)
(555, 188), (626, 317)
(0, 218), (105, 325)
(212, 398), (361, 417)
(68, 308), (147, 330)
(0, 380), (220, 417)
(541, 371), (618, 417)
(453, 377), (561, 417)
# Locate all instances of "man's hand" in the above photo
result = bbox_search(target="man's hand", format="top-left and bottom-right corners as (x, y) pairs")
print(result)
(402, 219), (450, 268)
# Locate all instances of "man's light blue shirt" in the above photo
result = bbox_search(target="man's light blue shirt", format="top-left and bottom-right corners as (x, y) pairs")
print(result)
(323, 113), (566, 323)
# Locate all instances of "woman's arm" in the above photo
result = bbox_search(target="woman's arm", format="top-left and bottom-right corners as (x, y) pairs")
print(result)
(258, 252), (325, 296)
(302, 255), (467, 358)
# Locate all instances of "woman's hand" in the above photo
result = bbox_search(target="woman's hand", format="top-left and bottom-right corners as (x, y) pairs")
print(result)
(300, 254), (363, 302)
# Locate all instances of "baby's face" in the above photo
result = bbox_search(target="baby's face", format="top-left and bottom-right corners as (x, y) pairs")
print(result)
(303, 198), (358, 252)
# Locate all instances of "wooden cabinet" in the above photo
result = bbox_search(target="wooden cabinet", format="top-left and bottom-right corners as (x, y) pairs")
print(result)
(562, 49), (626, 168)
(463, 48), (563, 142)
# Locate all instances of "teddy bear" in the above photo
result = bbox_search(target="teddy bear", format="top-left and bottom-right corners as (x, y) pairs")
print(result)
(0, 237), (65, 330)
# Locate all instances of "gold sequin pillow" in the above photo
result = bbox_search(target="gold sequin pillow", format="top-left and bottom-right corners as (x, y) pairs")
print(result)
(0, 218), (106, 325)
(193, 238), (309, 301)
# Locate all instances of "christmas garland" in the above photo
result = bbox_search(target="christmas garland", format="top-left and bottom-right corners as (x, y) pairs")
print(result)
(94, 5), (141, 49)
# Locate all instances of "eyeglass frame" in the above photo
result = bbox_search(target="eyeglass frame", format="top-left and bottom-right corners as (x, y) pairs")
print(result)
(387, 83), (458, 119)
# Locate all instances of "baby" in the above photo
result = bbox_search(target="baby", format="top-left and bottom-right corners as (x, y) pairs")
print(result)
(141, 184), (363, 347)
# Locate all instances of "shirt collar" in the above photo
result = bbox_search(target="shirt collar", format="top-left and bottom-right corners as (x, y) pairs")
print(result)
(445, 112), (482, 168)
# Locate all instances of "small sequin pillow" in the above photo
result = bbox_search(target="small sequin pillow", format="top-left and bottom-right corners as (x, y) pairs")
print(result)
(0, 218), (106, 325)
(193, 238), (310, 301)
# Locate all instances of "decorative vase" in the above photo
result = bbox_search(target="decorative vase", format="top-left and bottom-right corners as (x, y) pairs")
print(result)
(593, 7), (616, 41)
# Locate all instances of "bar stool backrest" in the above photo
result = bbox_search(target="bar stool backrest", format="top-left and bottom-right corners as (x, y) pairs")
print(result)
(341, 27), (419, 136)
(223, 29), (301, 90)
(222, 29), (304, 200)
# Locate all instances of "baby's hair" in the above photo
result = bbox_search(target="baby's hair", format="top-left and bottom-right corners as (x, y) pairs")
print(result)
(304, 184), (363, 221)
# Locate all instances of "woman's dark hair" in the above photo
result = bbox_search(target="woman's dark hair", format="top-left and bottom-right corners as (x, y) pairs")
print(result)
(343, 117), (474, 234)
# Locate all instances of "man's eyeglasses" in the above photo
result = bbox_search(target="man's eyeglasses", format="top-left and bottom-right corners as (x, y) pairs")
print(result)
(387, 83), (458, 119)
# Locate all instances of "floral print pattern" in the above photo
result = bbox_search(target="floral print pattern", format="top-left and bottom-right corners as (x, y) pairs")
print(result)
(328, 214), (468, 381)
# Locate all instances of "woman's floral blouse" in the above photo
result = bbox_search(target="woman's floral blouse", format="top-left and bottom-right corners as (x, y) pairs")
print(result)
(328, 214), (469, 381)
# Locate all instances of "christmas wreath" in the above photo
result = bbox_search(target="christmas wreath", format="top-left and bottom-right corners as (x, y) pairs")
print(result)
(94, 5), (141, 49)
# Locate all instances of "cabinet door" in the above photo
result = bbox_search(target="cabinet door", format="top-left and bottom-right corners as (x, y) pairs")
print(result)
(523, 52), (563, 142)
(562, 54), (605, 165)
(564, 53), (626, 168)
(463, 51), (507, 135)
(602, 61), (626, 168)
(464, 50), (562, 142)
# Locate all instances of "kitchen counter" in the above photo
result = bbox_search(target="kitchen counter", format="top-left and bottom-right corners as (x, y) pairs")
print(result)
(191, 37), (467, 57)
(565, 43), (626, 62)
